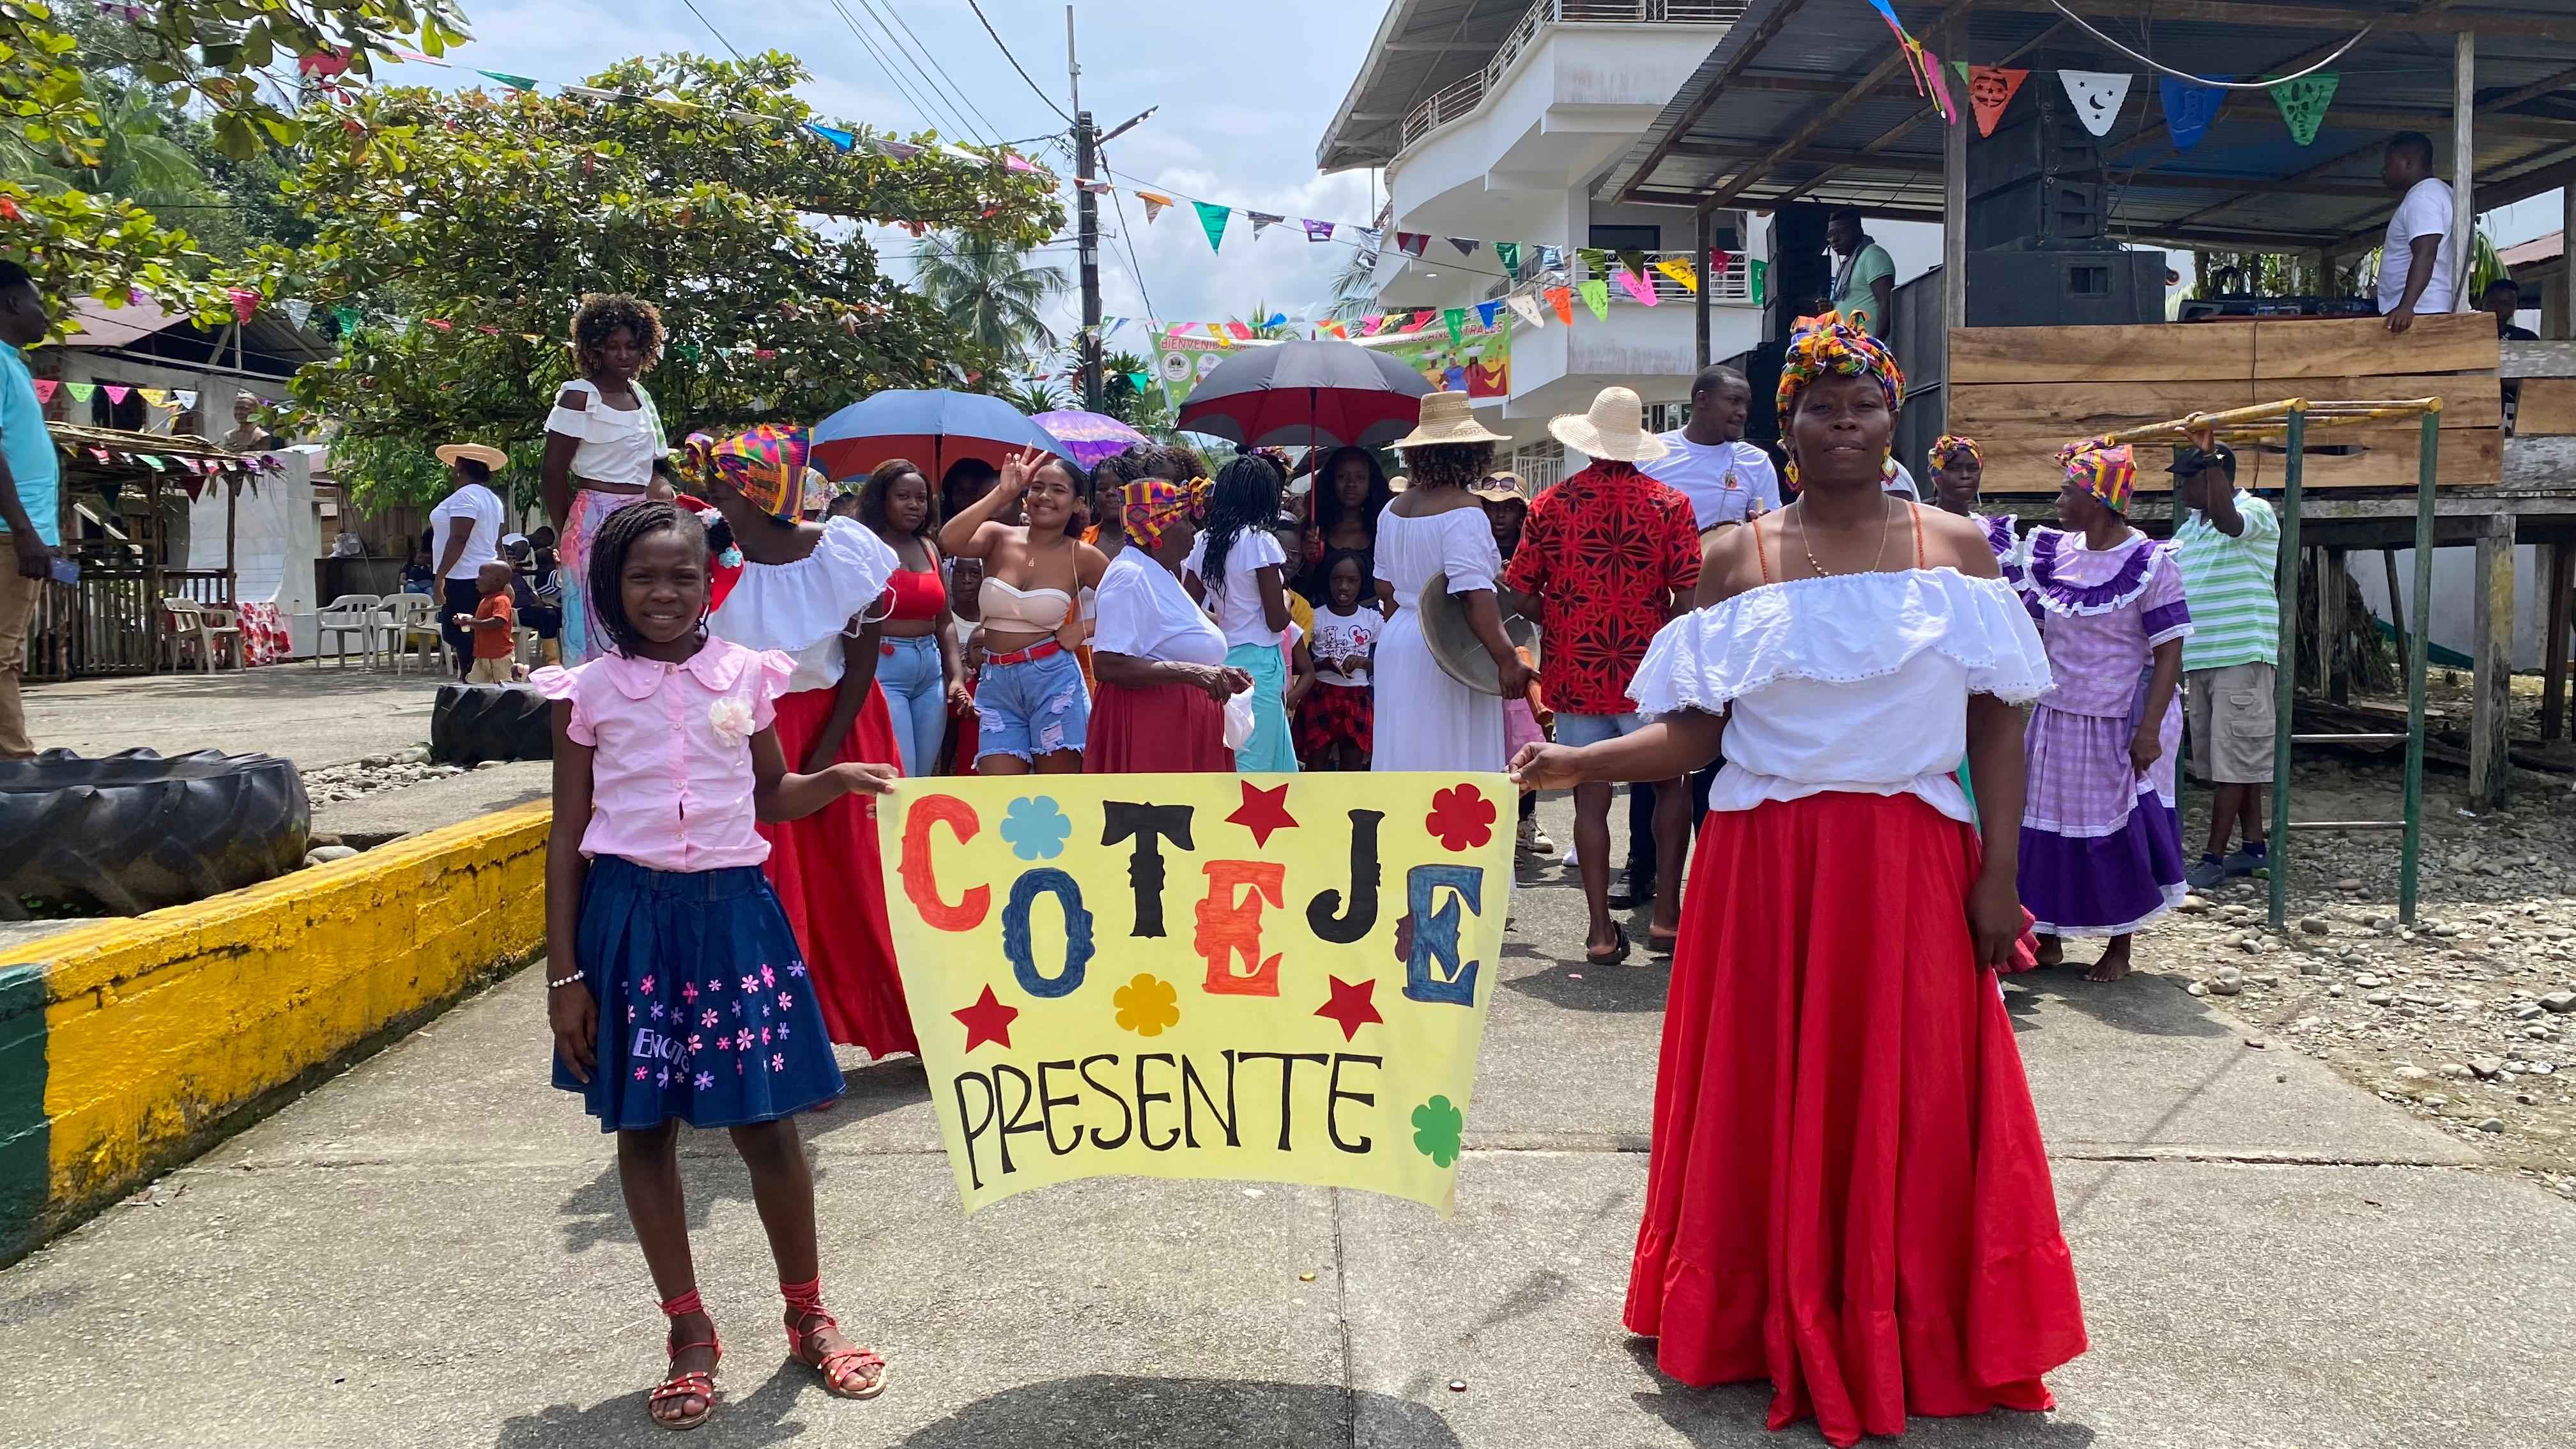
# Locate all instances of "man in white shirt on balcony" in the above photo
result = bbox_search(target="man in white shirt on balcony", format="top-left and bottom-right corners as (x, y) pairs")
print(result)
(1643, 364), (1779, 533)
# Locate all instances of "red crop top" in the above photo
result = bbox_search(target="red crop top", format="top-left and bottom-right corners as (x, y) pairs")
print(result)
(884, 567), (947, 622)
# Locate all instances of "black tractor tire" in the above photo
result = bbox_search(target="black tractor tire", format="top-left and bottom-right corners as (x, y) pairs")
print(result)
(0, 748), (309, 918)
(431, 684), (554, 766)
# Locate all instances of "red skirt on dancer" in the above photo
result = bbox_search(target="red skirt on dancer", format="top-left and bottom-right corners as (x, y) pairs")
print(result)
(757, 684), (919, 1059)
(1086, 679), (1232, 773)
(1627, 790), (2085, 1447)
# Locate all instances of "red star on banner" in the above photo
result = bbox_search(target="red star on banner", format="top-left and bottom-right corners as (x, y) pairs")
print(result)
(1315, 976), (1384, 1043)
(953, 985), (1018, 1052)
(1226, 779), (1298, 847)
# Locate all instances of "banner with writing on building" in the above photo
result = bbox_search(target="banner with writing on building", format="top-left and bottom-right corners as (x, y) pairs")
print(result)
(1149, 329), (1237, 411)
(1364, 318), (1511, 401)
(878, 774), (1514, 1216)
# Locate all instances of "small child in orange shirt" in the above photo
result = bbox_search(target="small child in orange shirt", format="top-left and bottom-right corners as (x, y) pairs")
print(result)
(459, 560), (518, 683)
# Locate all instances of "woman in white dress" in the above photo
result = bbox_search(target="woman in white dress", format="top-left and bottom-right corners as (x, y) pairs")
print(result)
(1371, 392), (1535, 774)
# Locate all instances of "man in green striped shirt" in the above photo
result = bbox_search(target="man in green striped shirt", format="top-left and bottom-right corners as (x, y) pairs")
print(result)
(2170, 443), (2280, 891)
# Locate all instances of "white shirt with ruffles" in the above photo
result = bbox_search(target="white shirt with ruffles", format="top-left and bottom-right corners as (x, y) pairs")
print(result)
(706, 516), (900, 693)
(1626, 568), (2051, 825)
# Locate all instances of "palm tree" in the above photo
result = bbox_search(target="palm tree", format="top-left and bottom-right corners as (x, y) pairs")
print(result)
(1328, 243), (1383, 322)
(1231, 302), (1298, 339)
(912, 234), (1070, 358)
(995, 378), (1070, 415)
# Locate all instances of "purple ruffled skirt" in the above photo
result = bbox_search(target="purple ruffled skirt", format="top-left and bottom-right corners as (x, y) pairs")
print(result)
(2017, 693), (2186, 939)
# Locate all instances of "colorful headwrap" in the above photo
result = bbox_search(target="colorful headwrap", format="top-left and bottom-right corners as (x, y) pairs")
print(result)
(1775, 310), (1905, 418)
(2056, 437), (2136, 513)
(1930, 434), (1984, 471)
(1120, 475), (1209, 551)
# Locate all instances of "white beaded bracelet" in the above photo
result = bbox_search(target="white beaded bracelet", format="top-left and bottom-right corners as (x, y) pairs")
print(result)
(545, 971), (583, 990)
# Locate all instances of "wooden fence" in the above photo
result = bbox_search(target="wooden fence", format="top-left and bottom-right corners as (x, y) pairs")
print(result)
(21, 565), (234, 682)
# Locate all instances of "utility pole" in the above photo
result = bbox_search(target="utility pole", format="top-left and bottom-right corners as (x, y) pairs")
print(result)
(1070, 6), (1103, 411)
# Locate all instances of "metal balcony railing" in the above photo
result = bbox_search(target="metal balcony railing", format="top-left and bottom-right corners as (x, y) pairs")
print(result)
(1397, 0), (1742, 152)
(1484, 248), (1756, 306)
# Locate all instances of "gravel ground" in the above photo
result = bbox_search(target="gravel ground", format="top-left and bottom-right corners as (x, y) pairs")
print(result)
(2125, 752), (2576, 1203)
(299, 746), (472, 808)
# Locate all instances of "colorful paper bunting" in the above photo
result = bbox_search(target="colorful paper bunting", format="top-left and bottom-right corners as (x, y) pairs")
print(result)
(1137, 192), (1173, 222)
(1474, 300), (1502, 329)
(1193, 201), (1230, 252)
(2269, 72), (2338, 146)
(173, 390), (195, 409)
(1446, 238), (1477, 257)
(1303, 218), (1335, 242)
(137, 387), (168, 407)
(1441, 308), (1465, 344)
(1506, 293), (1544, 330)
(1126, 371), (1151, 392)
(2059, 71), (2132, 137)
(1495, 241), (1521, 278)
(1615, 268), (1659, 307)
(1921, 46), (1957, 125)
(1248, 211), (1282, 237)
(477, 70), (537, 91)
(66, 383), (94, 403)
(102, 385), (131, 404)
(1653, 257), (1698, 294)
(1226, 321), (1254, 341)
(1004, 153), (1039, 174)
(32, 379), (56, 404)
(2159, 76), (2225, 150)
(1076, 178), (1112, 194)
(1963, 66), (2029, 137)
(1360, 313), (1384, 334)
(1545, 287), (1574, 326)
(226, 287), (261, 323)
(1577, 280), (1610, 321)
(1408, 309), (1437, 332)
(1395, 233), (1429, 259)
(807, 123), (857, 151)
(1749, 259), (1768, 306)
(879, 141), (924, 160)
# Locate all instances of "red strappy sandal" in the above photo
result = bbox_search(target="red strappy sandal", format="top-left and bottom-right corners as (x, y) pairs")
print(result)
(648, 1289), (721, 1431)
(781, 1278), (887, 1400)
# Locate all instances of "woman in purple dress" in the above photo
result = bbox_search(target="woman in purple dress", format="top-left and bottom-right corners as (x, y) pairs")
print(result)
(2018, 440), (2191, 981)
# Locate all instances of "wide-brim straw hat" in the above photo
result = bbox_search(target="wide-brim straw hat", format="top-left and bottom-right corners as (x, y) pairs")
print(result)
(436, 442), (510, 472)
(1547, 386), (1668, 463)
(1390, 390), (1508, 450)
(1469, 470), (1530, 505)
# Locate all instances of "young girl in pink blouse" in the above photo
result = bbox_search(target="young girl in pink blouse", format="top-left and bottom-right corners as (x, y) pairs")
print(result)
(532, 500), (898, 1430)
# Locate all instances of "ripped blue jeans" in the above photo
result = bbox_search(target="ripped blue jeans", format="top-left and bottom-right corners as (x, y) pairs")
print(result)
(973, 645), (1090, 764)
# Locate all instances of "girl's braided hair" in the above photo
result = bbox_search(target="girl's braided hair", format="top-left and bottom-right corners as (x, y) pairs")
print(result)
(585, 500), (707, 659)
(1198, 453), (1284, 601)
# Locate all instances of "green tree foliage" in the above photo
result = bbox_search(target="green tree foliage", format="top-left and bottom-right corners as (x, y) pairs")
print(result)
(0, 0), (468, 324)
(1096, 348), (1174, 437)
(910, 231), (1068, 358)
(257, 50), (1061, 507)
(994, 378), (1069, 415)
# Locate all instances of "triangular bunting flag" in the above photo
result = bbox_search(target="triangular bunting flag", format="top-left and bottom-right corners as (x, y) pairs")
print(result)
(807, 123), (857, 151)
(1317, 319), (1348, 339)
(1193, 201), (1230, 252)
(1615, 269), (1659, 307)
(137, 454), (164, 471)
(1475, 300), (1502, 329)
(1206, 323), (1230, 346)
(942, 144), (986, 164)
(1265, 312), (1287, 329)
(1126, 371), (1151, 392)
(103, 385), (132, 404)
(1303, 218), (1335, 242)
(1951, 59), (1970, 82)
(1360, 313), (1384, 334)
(1247, 211), (1283, 236)
(226, 287), (261, 323)
(1708, 248), (1735, 276)
(1921, 47), (1958, 123)
(1395, 233), (1429, 259)
(476, 70), (537, 91)
(878, 141), (924, 160)
(1075, 178), (1113, 194)
(2269, 72), (2338, 146)
(1616, 248), (1649, 278)
(1963, 66), (2028, 137)
(32, 379), (57, 405)
(1495, 241), (1521, 277)
(175, 456), (199, 473)
(1227, 321), (1254, 340)
(1749, 259), (1768, 305)
(1442, 308), (1466, 344)
(138, 388), (169, 407)
(173, 390), (196, 409)
(280, 298), (314, 329)
(1577, 247), (1609, 277)
(90, 448), (111, 463)
(2159, 75), (2225, 150)
(1506, 293), (1544, 330)
(2059, 70), (2133, 137)
(1447, 238), (1477, 257)
(1540, 246), (1563, 272)
(1408, 309), (1438, 332)
(1577, 280), (1611, 321)
(66, 383), (95, 402)
(1653, 257), (1699, 294)
(1004, 152), (1039, 174)
(1545, 288), (1574, 326)
(1137, 192), (1173, 221)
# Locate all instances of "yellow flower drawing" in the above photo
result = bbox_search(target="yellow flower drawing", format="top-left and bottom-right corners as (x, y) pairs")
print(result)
(1112, 972), (1180, 1037)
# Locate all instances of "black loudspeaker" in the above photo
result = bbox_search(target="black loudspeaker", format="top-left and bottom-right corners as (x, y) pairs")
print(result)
(1966, 82), (2107, 252)
(1963, 249), (2165, 328)
(1767, 201), (1832, 337)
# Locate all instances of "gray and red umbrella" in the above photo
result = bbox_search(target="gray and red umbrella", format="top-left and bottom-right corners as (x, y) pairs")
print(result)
(1174, 340), (1433, 451)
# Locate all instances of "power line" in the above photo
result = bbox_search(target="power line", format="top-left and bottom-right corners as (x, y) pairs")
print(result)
(822, 0), (976, 144)
(965, 0), (1074, 125)
(836, 0), (993, 146)
(1098, 147), (1157, 322)
(677, 0), (747, 63)
(862, 0), (1007, 144)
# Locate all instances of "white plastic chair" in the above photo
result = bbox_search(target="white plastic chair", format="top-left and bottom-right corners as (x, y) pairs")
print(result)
(194, 602), (246, 671)
(161, 597), (242, 673)
(381, 593), (449, 675)
(313, 593), (383, 669)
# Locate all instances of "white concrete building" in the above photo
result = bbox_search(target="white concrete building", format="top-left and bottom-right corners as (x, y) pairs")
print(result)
(1317, 0), (1765, 480)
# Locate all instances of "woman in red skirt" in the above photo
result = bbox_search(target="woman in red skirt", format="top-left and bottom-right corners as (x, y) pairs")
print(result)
(1511, 312), (2085, 1447)
(702, 475), (919, 1059)
(1088, 475), (1249, 772)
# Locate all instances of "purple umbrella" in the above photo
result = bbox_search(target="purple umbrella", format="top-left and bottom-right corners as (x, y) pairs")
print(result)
(1030, 410), (1151, 468)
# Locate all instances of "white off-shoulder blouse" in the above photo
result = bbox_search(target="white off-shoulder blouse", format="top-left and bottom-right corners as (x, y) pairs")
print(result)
(1626, 568), (2051, 825)
(706, 516), (900, 693)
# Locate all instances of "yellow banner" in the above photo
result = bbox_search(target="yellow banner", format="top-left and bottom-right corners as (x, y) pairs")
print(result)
(878, 772), (1515, 1216)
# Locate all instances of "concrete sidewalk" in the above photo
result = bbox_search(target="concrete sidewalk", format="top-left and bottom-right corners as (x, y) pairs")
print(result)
(25, 664), (450, 770)
(2, 797), (2571, 1448)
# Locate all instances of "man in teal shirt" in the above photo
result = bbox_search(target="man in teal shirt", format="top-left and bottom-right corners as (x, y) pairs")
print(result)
(1827, 209), (1896, 347)
(0, 260), (60, 758)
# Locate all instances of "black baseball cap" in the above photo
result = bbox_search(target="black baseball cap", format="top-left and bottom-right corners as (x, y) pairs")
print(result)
(2167, 441), (2237, 480)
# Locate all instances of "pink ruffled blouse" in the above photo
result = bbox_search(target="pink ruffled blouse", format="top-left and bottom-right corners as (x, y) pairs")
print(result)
(532, 636), (795, 872)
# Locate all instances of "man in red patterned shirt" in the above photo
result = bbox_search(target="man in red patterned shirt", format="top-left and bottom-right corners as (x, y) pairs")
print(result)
(1505, 387), (1702, 965)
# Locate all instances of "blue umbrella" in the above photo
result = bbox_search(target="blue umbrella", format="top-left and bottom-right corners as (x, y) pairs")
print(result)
(809, 390), (1070, 481)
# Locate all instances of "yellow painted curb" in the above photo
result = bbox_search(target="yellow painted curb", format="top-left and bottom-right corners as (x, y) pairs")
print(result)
(19, 801), (551, 1238)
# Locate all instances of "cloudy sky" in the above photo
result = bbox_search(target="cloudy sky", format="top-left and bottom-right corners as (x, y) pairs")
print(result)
(379, 0), (1391, 356)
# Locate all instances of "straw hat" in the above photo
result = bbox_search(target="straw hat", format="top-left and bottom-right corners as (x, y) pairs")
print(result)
(1547, 386), (1669, 464)
(1469, 470), (1529, 506)
(435, 442), (509, 472)
(1389, 390), (1508, 450)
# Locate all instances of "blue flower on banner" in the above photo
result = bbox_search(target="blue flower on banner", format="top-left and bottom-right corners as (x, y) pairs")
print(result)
(1000, 795), (1072, 861)
(2159, 75), (2225, 150)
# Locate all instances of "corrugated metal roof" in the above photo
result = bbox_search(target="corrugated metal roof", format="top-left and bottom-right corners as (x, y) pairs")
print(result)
(1603, 0), (2576, 249)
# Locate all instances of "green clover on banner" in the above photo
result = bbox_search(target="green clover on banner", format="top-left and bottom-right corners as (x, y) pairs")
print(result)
(1000, 795), (1072, 861)
(1411, 1095), (1465, 1168)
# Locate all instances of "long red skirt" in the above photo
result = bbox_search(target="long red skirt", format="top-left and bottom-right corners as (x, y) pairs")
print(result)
(1627, 791), (2085, 1447)
(1085, 679), (1233, 772)
(757, 684), (919, 1059)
